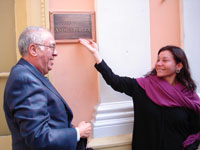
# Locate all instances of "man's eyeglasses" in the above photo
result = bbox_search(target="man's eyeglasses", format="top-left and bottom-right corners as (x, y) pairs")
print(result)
(34, 43), (56, 52)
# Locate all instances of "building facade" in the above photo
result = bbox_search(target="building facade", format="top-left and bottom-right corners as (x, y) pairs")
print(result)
(0, 0), (199, 149)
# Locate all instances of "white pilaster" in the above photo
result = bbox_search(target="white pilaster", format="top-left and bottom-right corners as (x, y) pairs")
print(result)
(94, 0), (151, 137)
(183, 0), (200, 92)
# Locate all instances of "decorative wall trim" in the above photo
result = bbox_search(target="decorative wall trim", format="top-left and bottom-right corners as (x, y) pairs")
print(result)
(0, 72), (9, 78)
(40, 0), (46, 27)
(93, 101), (134, 138)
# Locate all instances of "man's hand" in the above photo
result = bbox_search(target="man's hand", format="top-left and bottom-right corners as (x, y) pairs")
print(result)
(77, 121), (92, 138)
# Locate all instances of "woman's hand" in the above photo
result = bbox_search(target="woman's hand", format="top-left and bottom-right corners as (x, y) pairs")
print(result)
(79, 39), (102, 64)
(79, 39), (98, 54)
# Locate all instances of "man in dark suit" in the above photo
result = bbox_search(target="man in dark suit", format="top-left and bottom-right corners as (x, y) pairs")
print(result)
(4, 26), (92, 150)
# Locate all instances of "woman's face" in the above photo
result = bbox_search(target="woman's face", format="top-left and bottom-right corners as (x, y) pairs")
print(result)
(155, 50), (181, 84)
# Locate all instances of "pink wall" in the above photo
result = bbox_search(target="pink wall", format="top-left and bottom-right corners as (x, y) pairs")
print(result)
(49, 0), (99, 126)
(150, 0), (181, 67)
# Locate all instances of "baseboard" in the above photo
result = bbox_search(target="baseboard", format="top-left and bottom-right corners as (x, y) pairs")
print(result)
(88, 134), (132, 150)
(0, 135), (11, 150)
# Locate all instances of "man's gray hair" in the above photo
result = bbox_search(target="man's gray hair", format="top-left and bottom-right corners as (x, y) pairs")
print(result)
(18, 26), (51, 56)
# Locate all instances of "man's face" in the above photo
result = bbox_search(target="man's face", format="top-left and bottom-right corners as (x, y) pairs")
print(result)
(36, 33), (57, 75)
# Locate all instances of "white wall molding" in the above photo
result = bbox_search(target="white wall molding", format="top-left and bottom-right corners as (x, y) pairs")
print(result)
(93, 101), (134, 138)
(93, 94), (200, 138)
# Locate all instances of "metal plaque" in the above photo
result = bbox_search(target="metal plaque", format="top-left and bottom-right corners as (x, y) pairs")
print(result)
(50, 11), (96, 43)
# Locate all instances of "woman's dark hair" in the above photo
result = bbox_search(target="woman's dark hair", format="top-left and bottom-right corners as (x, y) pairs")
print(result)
(147, 45), (196, 91)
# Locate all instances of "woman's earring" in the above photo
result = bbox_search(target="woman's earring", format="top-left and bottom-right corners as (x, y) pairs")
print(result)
(176, 69), (180, 74)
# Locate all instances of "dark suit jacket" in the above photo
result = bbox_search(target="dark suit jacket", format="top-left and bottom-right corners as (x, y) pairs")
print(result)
(4, 58), (77, 150)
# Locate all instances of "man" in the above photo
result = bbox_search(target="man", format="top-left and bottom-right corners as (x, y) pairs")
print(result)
(4, 26), (92, 150)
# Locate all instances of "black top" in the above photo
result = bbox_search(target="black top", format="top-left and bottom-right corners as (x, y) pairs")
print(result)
(95, 60), (200, 150)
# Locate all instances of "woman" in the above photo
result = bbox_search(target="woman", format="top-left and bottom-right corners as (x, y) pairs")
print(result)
(79, 39), (200, 150)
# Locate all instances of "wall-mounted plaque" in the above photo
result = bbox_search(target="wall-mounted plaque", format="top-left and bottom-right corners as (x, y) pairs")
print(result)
(50, 11), (96, 43)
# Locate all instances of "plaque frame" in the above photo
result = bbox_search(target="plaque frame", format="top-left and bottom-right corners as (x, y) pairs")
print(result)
(49, 11), (96, 43)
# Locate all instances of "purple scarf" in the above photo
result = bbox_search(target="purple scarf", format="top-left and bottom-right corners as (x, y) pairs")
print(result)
(136, 75), (200, 149)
